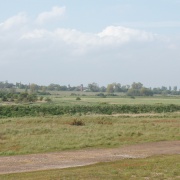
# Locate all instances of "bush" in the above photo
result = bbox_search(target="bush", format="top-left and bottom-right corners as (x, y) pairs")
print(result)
(2, 96), (8, 102)
(70, 119), (85, 126)
(45, 97), (52, 103)
(39, 96), (43, 101)
(96, 93), (106, 98)
(0, 104), (180, 118)
(76, 97), (81, 100)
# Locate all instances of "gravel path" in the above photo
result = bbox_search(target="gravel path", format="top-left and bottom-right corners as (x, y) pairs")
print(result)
(0, 141), (179, 174)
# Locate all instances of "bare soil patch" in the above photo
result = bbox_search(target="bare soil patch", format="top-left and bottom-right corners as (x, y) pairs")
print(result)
(0, 141), (179, 175)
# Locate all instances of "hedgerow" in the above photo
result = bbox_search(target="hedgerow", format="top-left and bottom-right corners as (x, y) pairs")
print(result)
(0, 104), (180, 118)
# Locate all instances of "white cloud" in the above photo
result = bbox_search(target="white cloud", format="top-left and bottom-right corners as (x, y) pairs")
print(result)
(0, 13), (179, 87)
(19, 26), (160, 57)
(98, 26), (156, 43)
(35, 6), (66, 24)
(115, 21), (180, 28)
(0, 13), (27, 30)
(21, 29), (52, 39)
(21, 26), (158, 47)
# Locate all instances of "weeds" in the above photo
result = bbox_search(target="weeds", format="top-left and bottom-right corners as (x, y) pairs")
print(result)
(0, 115), (179, 156)
(69, 119), (85, 126)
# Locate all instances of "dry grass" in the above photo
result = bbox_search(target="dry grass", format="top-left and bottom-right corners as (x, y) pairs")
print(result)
(0, 115), (179, 156)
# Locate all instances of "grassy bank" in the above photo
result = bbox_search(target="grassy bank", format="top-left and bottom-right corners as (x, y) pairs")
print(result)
(1, 155), (179, 180)
(0, 115), (179, 156)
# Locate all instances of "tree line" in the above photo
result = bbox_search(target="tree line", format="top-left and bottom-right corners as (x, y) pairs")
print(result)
(0, 81), (180, 96)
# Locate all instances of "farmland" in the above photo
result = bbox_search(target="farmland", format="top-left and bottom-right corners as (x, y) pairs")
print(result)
(0, 93), (180, 179)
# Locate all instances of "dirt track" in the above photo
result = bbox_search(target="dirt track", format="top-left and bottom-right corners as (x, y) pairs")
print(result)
(0, 141), (179, 175)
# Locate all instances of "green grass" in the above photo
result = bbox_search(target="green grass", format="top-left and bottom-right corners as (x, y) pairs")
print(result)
(50, 95), (180, 106)
(2, 93), (180, 107)
(1, 155), (179, 180)
(0, 115), (179, 156)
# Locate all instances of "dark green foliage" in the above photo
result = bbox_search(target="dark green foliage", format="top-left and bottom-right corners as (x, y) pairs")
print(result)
(0, 104), (180, 118)
(1, 96), (8, 102)
(0, 91), (38, 103)
(96, 93), (106, 98)
(106, 93), (118, 96)
(45, 97), (52, 102)
(37, 92), (51, 95)
(39, 96), (43, 101)
(76, 97), (81, 100)
(17, 93), (38, 102)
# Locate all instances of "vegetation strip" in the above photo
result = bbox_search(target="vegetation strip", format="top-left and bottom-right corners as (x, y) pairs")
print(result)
(1, 104), (180, 118)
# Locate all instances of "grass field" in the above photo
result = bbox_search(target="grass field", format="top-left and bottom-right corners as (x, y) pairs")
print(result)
(30, 95), (180, 106)
(0, 94), (180, 179)
(1, 155), (179, 180)
(2, 91), (180, 106)
(0, 114), (179, 156)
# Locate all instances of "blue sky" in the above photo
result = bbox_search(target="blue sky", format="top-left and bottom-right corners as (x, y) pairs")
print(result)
(0, 0), (180, 87)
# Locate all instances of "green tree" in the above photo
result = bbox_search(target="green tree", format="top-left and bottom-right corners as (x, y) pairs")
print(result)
(140, 88), (153, 96)
(131, 82), (143, 90)
(30, 83), (37, 94)
(106, 84), (114, 93)
(88, 83), (100, 92)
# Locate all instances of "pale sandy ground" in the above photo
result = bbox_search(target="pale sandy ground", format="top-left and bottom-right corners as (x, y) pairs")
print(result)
(0, 141), (179, 175)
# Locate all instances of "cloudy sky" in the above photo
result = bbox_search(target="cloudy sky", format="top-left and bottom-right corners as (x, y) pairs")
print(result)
(0, 0), (180, 87)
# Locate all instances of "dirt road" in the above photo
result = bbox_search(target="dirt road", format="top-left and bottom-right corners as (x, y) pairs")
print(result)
(0, 141), (179, 175)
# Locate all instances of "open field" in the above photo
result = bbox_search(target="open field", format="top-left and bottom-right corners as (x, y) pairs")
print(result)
(0, 96), (180, 179)
(2, 92), (180, 106)
(0, 154), (179, 180)
(0, 114), (179, 156)
(49, 95), (180, 106)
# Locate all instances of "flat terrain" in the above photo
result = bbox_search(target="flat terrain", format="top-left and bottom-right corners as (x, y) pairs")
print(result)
(0, 96), (180, 179)
(2, 94), (180, 106)
(0, 141), (179, 175)
(0, 115), (179, 156)
(51, 96), (180, 106)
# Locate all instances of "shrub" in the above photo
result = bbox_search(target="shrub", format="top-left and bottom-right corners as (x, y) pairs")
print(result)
(39, 96), (43, 101)
(76, 97), (81, 100)
(45, 97), (52, 103)
(70, 119), (85, 126)
(2, 96), (8, 102)
(96, 93), (106, 98)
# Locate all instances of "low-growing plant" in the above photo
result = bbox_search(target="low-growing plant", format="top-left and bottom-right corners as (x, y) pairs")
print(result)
(0, 104), (180, 118)
(97, 121), (112, 125)
(39, 96), (43, 101)
(70, 119), (85, 126)
(76, 97), (81, 100)
(45, 97), (52, 103)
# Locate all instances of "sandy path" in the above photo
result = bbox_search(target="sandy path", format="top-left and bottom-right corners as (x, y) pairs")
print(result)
(0, 141), (179, 175)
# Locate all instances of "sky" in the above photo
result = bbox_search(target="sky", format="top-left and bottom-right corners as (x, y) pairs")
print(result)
(0, 0), (180, 88)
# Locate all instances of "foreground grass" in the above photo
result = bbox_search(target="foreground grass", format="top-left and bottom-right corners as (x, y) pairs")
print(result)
(1, 155), (179, 180)
(0, 114), (179, 156)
